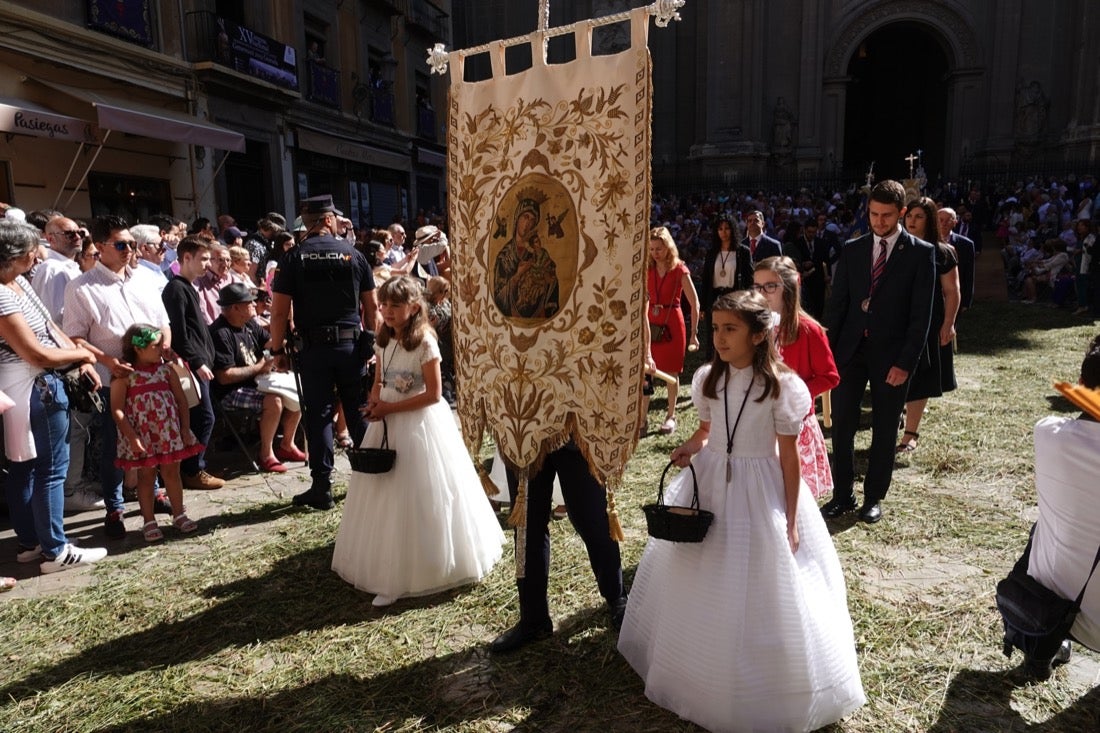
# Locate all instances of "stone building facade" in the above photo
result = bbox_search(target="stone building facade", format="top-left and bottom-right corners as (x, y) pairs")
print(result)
(454, 0), (1100, 189)
(0, 0), (449, 227)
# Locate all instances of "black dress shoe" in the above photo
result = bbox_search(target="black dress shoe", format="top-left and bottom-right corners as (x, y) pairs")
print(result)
(821, 497), (858, 519)
(292, 488), (335, 511)
(489, 621), (553, 654)
(858, 502), (882, 523)
(609, 595), (628, 631)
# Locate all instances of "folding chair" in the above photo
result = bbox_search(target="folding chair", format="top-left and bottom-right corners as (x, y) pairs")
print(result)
(212, 400), (261, 474)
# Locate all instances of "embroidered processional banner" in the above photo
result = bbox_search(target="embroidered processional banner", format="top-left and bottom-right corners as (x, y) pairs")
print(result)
(447, 8), (651, 499)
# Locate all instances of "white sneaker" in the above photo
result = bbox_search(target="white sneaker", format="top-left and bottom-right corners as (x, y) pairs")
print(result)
(16, 544), (42, 563)
(64, 486), (106, 512)
(40, 543), (108, 574)
(372, 594), (399, 608)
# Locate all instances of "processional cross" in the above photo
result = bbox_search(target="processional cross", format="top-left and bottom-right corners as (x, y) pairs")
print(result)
(905, 153), (918, 179)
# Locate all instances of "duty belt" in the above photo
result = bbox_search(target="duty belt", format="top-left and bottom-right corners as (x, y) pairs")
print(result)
(301, 325), (360, 343)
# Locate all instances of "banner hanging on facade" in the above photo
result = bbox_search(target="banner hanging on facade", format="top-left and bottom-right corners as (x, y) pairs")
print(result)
(447, 8), (652, 492)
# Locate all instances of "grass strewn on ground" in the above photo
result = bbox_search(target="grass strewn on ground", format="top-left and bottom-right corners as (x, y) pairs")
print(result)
(2, 302), (1099, 732)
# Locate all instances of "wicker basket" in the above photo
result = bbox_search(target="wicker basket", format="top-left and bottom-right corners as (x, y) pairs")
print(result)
(347, 418), (396, 474)
(642, 461), (713, 543)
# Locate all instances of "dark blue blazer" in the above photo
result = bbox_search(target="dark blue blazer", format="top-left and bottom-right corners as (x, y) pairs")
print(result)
(948, 232), (976, 310)
(825, 229), (937, 374)
(744, 234), (783, 264)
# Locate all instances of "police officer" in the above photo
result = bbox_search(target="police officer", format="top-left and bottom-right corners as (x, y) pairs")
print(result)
(267, 195), (379, 510)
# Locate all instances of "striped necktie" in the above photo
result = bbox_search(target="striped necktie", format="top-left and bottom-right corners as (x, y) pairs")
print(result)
(870, 238), (887, 296)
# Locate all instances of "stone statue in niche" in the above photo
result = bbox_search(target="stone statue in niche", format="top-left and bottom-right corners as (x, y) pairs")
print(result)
(1015, 80), (1049, 141)
(771, 97), (796, 163)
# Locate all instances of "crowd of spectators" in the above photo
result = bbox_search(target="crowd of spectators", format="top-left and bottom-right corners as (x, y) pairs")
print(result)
(650, 173), (1100, 317)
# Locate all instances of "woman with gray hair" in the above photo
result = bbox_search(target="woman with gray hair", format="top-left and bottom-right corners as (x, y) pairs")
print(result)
(0, 219), (108, 573)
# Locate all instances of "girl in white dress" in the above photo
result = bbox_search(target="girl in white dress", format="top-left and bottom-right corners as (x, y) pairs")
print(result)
(618, 290), (865, 733)
(331, 276), (504, 607)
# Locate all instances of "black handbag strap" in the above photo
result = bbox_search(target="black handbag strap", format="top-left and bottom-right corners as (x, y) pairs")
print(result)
(1074, 543), (1100, 607)
(379, 418), (389, 450)
(657, 461), (700, 510)
(1017, 524), (1100, 607)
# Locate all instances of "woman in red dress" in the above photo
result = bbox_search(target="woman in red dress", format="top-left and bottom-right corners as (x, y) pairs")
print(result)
(753, 256), (839, 498)
(645, 226), (700, 435)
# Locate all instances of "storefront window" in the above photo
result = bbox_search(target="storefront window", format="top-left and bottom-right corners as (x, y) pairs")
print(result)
(0, 160), (12, 205)
(87, 173), (171, 223)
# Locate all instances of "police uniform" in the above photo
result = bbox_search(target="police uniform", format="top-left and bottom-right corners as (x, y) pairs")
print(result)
(270, 195), (376, 509)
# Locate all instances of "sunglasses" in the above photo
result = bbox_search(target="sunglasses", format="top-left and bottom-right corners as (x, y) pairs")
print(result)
(112, 240), (137, 251)
(751, 282), (782, 294)
(56, 230), (82, 239)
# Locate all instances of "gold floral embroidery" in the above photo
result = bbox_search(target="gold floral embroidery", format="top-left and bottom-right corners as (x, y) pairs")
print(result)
(448, 24), (652, 489)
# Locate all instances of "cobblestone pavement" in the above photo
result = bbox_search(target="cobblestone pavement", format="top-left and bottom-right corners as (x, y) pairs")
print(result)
(0, 448), (344, 601)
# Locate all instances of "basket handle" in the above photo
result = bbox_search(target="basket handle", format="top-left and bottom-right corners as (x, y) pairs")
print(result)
(379, 418), (389, 450)
(657, 461), (700, 511)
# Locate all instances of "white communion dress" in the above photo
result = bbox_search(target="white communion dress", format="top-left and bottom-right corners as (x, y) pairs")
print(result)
(618, 365), (865, 733)
(332, 333), (504, 599)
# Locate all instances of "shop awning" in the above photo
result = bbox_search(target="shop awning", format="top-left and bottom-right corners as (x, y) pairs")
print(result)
(296, 126), (411, 172)
(34, 80), (246, 152)
(0, 97), (99, 144)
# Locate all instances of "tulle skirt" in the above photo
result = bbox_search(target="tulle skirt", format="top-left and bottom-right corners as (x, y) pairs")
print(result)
(332, 401), (504, 598)
(618, 448), (865, 732)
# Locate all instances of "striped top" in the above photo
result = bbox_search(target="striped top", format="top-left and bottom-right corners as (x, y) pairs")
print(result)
(0, 275), (59, 364)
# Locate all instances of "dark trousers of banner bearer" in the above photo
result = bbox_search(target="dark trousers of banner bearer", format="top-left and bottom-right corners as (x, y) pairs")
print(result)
(505, 442), (624, 626)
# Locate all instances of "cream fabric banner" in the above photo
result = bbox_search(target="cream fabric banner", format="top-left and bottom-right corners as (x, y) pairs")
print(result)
(447, 9), (651, 495)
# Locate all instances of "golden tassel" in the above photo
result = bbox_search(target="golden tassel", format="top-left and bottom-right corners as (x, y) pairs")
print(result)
(606, 488), (625, 542)
(508, 473), (527, 528)
(476, 462), (498, 498)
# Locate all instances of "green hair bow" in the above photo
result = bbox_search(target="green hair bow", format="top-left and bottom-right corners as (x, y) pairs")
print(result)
(131, 327), (161, 349)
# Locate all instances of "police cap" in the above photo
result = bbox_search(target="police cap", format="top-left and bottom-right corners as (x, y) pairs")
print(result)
(300, 194), (343, 216)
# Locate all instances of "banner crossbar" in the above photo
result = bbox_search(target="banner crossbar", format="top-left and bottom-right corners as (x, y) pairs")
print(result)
(427, 0), (685, 75)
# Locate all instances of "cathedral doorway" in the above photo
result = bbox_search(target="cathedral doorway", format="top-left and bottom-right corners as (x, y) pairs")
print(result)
(842, 22), (950, 183)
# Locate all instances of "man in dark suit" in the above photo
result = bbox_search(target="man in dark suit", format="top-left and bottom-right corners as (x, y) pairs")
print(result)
(955, 204), (983, 255)
(938, 207), (976, 312)
(822, 180), (936, 524)
(743, 210), (783, 263)
(792, 218), (835, 319)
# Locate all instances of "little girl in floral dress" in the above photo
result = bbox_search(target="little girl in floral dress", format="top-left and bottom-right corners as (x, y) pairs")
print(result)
(111, 324), (203, 541)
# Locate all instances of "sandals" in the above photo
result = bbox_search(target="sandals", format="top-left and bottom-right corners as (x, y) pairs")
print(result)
(552, 505), (569, 521)
(658, 416), (677, 435)
(173, 514), (198, 534)
(896, 430), (919, 454)
(260, 455), (288, 473)
(335, 431), (354, 450)
(142, 520), (164, 543)
(1, 576), (15, 592)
